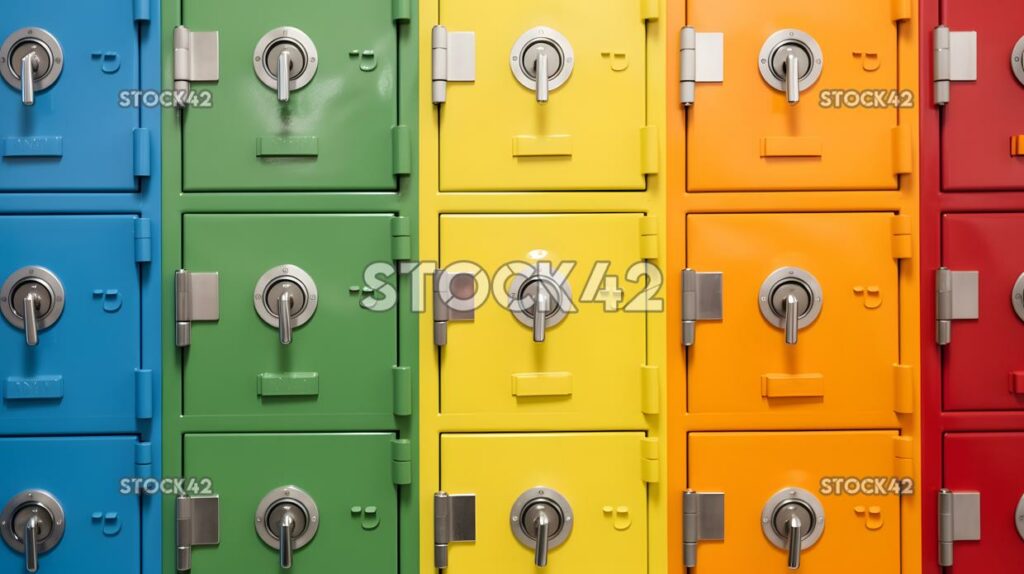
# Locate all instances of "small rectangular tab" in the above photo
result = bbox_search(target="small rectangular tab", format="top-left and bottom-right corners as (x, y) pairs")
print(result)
(950, 272), (980, 320)
(894, 364), (914, 414)
(512, 373), (572, 397)
(134, 218), (153, 263)
(683, 490), (724, 568)
(393, 366), (413, 416)
(760, 373), (825, 398)
(135, 369), (153, 420)
(257, 373), (319, 397)
(133, 127), (151, 177)
(513, 135), (572, 157)
(392, 0), (411, 22)
(682, 269), (723, 347)
(693, 33), (724, 82)
(2, 136), (63, 158)
(951, 492), (981, 541)
(257, 136), (319, 157)
(892, 126), (913, 175)
(948, 32), (978, 82)
(760, 137), (823, 158)
(1012, 135), (1024, 156)
(641, 365), (660, 415)
(392, 125), (411, 175)
(641, 125), (659, 174)
(176, 271), (220, 322)
(434, 492), (477, 568)
(3, 376), (63, 400)
(446, 32), (477, 82)
(640, 0), (659, 21)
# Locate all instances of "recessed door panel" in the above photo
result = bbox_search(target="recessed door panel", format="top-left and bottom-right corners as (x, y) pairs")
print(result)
(0, 0), (141, 191)
(942, 0), (1024, 190)
(686, 0), (901, 191)
(182, 214), (397, 418)
(438, 0), (648, 191)
(439, 214), (647, 427)
(944, 433), (1024, 572)
(687, 213), (899, 416)
(689, 431), (901, 573)
(0, 216), (141, 435)
(440, 433), (647, 573)
(181, 0), (398, 191)
(183, 433), (397, 573)
(942, 214), (1024, 410)
(0, 436), (140, 573)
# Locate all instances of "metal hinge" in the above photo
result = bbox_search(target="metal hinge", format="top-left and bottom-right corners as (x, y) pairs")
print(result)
(432, 26), (476, 104)
(391, 216), (411, 261)
(682, 490), (725, 568)
(936, 267), (978, 346)
(680, 27), (723, 106)
(938, 489), (981, 567)
(933, 26), (977, 106)
(176, 496), (220, 572)
(134, 218), (152, 263)
(433, 272), (476, 346)
(434, 492), (476, 569)
(175, 270), (220, 348)
(173, 26), (220, 108)
(682, 269), (723, 347)
(135, 441), (153, 479)
(392, 439), (412, 486)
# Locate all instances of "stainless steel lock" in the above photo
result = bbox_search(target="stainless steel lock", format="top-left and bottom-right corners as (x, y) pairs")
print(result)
(1, 267), (65, 347)
(761, 488), (825, 570)
(510, 27), (575, 103)
(255, 486), (319, 570)
(253, 265), (318, 345)
(510, 488), (573, 567)
(1, 28), (64, 106)
(1013, 36), (1024, 87)
(1016, 493), (1024, 542)
(1, 490), (66, 573)
(508, 265), (572, 343)
(1012, 272), (1024, 323)
(253, 27), (318, 102)
(758, 267), (823, 346)
(759, 29), (823, 104)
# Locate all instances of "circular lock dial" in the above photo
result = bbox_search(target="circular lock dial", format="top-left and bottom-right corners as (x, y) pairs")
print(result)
(758, 29), (823, 94)
(758, 267), (823, 330)
(263, 40), (309, 82)
(520, 40), (565, 81)
(761, 487), (825, 551)
(510, 488), (574, 551)
(1013, 36), (1024, 87)
(1, 266), (65, 332)
(509, 27), (575, 93)
(769, 42), (813, 83)
(253, 27), (318, 94)
(1, 28), (64, 93)
(1, 490), (65, 555)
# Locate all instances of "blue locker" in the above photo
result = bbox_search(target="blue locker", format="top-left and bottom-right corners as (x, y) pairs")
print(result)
(0, 216), (145, 435)
(0, 0), (144, 191)
(0, 436), (142, 573)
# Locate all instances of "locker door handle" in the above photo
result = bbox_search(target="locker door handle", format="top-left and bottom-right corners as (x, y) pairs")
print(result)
(278, 513), (294, 569)
(277, 291), (293, 345)
(784, 52), (800, 104)
(533, 511), (550, 567)
(23, 515), (40, 573)
(22, 292), (40, 347)
(277, 49), (291, 102)
(784, 294), (799, 345)
(21, 52), (37, 106)
(784, 514), (802, 570)
(533, 289), (550, 343)
(535, 51), (549, 103)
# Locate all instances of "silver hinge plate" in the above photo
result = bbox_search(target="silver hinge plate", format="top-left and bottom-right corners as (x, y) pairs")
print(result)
(682, 269), (723, 347)
(432, 25), (476, 104)
(433, 272), (476, 346)
(938, 489), (980, 567)
(683, 490), (725, 568)
(434, 492), (476, 569)
(173, 26), (220, 107)
(176, 495), (220, 572)
(175, 270), (220, 348)
(933, 26), (977, 106)
(936, 267), (978, 346)
(680, 27), (724, 106)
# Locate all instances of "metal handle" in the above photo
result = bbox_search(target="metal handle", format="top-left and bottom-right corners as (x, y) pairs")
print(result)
(785, 52), (799, 104)
(277, 292), (292, 345)
(533, 290), (550, 343)
(785, 514), (802, 570)
(535, 51), (549, 103)
(279, 513), (294, 569)
(534, 511), (550, 567)
(277, 50), (291, 102)
(784, 294), (799, 345)
(21, 52), (37, 106)
(23, 292), (40, 347)
(24, 515), (40, 573)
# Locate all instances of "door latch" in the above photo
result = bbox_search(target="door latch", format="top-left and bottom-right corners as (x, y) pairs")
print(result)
(253, 27), (318, 103)
(1, 490), (65, 573)
(431, 26), (476, 104)
(510, 28), (574, 103)
(434, 492), (476, 569)
(253, 266), (318, 345)
(508, 265), (572, 343)
(758, 267), (823, 346)
(174, 270), (220, 348)
(933, 26), (977, 106)
(761, 488), (825, 570)
(679, 27), (724, 106)
(510, 488), (573, 568)
(1, 28), (64, 106)
(172, 26), (220, 107)
(1, 267), (65, 347)
(935, 267), (979, 346)
(758, 30), (823, 104)
(682, 490), (725, 568)
(175, 495), (220, 572)
(681, 269), (723, 347)
(938, 489), (980, 567)
(254, 486), (319, 570)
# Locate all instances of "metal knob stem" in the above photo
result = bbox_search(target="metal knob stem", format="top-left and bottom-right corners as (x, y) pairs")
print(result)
(534, 511), (550, 567)
(535, 51), (549, 103)
(277, 292), (293, 345)
(21, 53), (38, 106)
(785, 515), (802, 570)
(785, 52), (800, 104)
(278, 513), (294, 569)
(784, 294), (799, 345)
(533, 290), (550, 343)
(24, 515), (40, 573)
(23, 292), (40, 347)
(277, 50), (291, 102)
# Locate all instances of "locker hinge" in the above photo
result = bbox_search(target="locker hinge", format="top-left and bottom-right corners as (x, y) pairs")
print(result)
(936, 267), (979, 346)
(135, 441), (153, 479)
(392, 125), (411, 176)
(134, 0), (151, 23)
(393, 366), (412, 416)
(133, 128), (151, 178)
(641, 126), (660, 175)
(639, 216), (659, 259)
(432, 25), (476, 104)
(391, 216), (412, 261)
(890, 214), (913, 259)
(679, 27), (724, 106)
(134, 218), (152, 263)
(893, 364), (914, 414)
(392, 0), (411, 22)
(173, 26), (220, 108)
(682, 490), (725, 568)
(933, 26), (977, 106)
(433, 271), (476, 346)
(135, 368), (153, 420)
(892, 126), (912, 176)
(891, 0), (912, 22)
(893, 436), (914, 478)
(174, 270), (220, 348)
(641, 365), (660, 415)
(642, 438), (660, 483)
(434, 492), (477, 569)
(681, 269), (723, 347)
(640, 0), (660, 21)
(392, 439), (412, 486)
(175, 495), (220, 572)
(938, 489), (981, 567)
